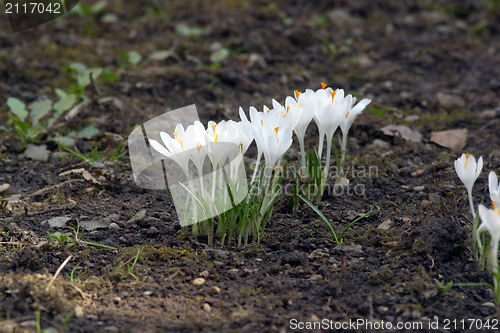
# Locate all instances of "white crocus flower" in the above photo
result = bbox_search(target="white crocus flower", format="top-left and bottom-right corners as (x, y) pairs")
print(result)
(206, 120), (239, 169)
(339, 94), (371, 178)
(149, 123), (193, 178)
(489, 172), (500, 207)
(190, 121), (208, 177)
(313, 84), (349, 175)
(240, 101), (294, 183)
(286, 89), (316, 172)
(252, 121), (292, 169)
(455, 153), (483, 218)
(478, 204), (500, 272)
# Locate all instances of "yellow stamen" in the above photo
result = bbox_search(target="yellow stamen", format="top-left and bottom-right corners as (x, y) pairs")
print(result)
(496, 208), (500, 217)
(261, 119), (263, 126)
(331, 91), (336, 103)
(173, 130), (178, 137)
(295, 90), (301, 99)
(321, 82), (327, 89)
(345, 111), (349, 119)
(196, 142), (201, 153)
(177, 138), (183, 149)
(215, 134), (219, 143)
(465, 153), (469, 168)
(284, 106), (289, 118)
(239, 143), (242, 151)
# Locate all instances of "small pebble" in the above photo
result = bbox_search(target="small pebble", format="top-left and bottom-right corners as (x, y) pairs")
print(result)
(203, 303), (211, 312)
(74, 305), (84, 318)
(377, 306), (389, 313)
(126, 209), (147, 226)
(199, 270), (210, 278)
(413, 186), (425, 192)
(143, 291), (153, 296)
(147, 226), (159, 236)
(112, 297), (121, 304)
(192, 278), (206, 286)
(210, 286), (221, 294)
(109, 223), (120, 231)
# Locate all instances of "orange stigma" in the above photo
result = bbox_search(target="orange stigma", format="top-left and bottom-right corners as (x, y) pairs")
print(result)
(261, 119), (264, 126)
(295, 90), (301, 99)
(465, 153), (469, 168)
(321, 82), (327, 89)
(212, 124), (216, 133)
(330, 91), (336, 102)
(493, 201), (497, 210)
(274, 127), (279, 141)
(345, 111), (349, 119)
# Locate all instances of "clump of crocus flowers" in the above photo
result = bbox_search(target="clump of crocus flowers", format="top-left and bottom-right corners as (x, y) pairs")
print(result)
(455, 153), (500, 317)
(149, 83), (371, 246)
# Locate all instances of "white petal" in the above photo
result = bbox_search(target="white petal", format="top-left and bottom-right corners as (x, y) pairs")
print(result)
(149, 139), (171, 157)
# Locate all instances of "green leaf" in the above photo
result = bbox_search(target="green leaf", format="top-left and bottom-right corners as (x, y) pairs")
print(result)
(69, 62), (87, 73)
(91, 0), (108, 13)
(175, 24), (204, 38)
(298, 194), (339, 244)
(77, 68), (102, 87)
(78, 125), (100, 139)
(100, 70), (119, 84)
(52, 136), (75, 147)
(212, 49), (228, 63)
(7, 97), (28, 121)
(29, 100), (52, 125)
(148, 50), (172, 61)
(101, 13), (118, 23)
(127, 51), (142, 66)
(55, 88), (67, 99)
(53, 94), (76, 115)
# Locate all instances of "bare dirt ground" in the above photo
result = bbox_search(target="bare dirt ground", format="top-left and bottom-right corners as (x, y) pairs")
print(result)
(1, 0), (500, 332)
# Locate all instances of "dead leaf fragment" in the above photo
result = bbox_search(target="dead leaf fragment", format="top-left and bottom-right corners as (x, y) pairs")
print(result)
(430, 128), (467, 150)
(381, 125), (422, 142)
(59, 168), (101, 185)
(24, 144), (49, 161)
(0, 184), (10, 193)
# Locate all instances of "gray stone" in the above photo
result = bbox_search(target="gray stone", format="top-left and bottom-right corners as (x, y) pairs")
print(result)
(47, 216), (71, 228)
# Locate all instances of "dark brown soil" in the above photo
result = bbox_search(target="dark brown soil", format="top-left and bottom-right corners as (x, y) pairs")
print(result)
(1, 0), (500, 332)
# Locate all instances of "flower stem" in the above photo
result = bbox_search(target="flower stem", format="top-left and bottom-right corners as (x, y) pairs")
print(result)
(251, 150), (262, 184)
(339, 130), (348, 179)
(468, 190), (483, 258)
(299, 136), (306, 177)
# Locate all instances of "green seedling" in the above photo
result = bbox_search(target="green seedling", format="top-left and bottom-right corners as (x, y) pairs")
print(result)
(0, 196), (9, 212)
(115, 247), (143, 281)
(65, 263), (87, 282)
(62, 62), (103, 100)
(73, 0), (115, 36)
(5, 95), (75, 146)
(116, 50), (143, 69)
(47, 219), (115, 250)
(58, 141), (127, 164)
(298, 194), (377, 246)
(435, 279), (492, 294)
